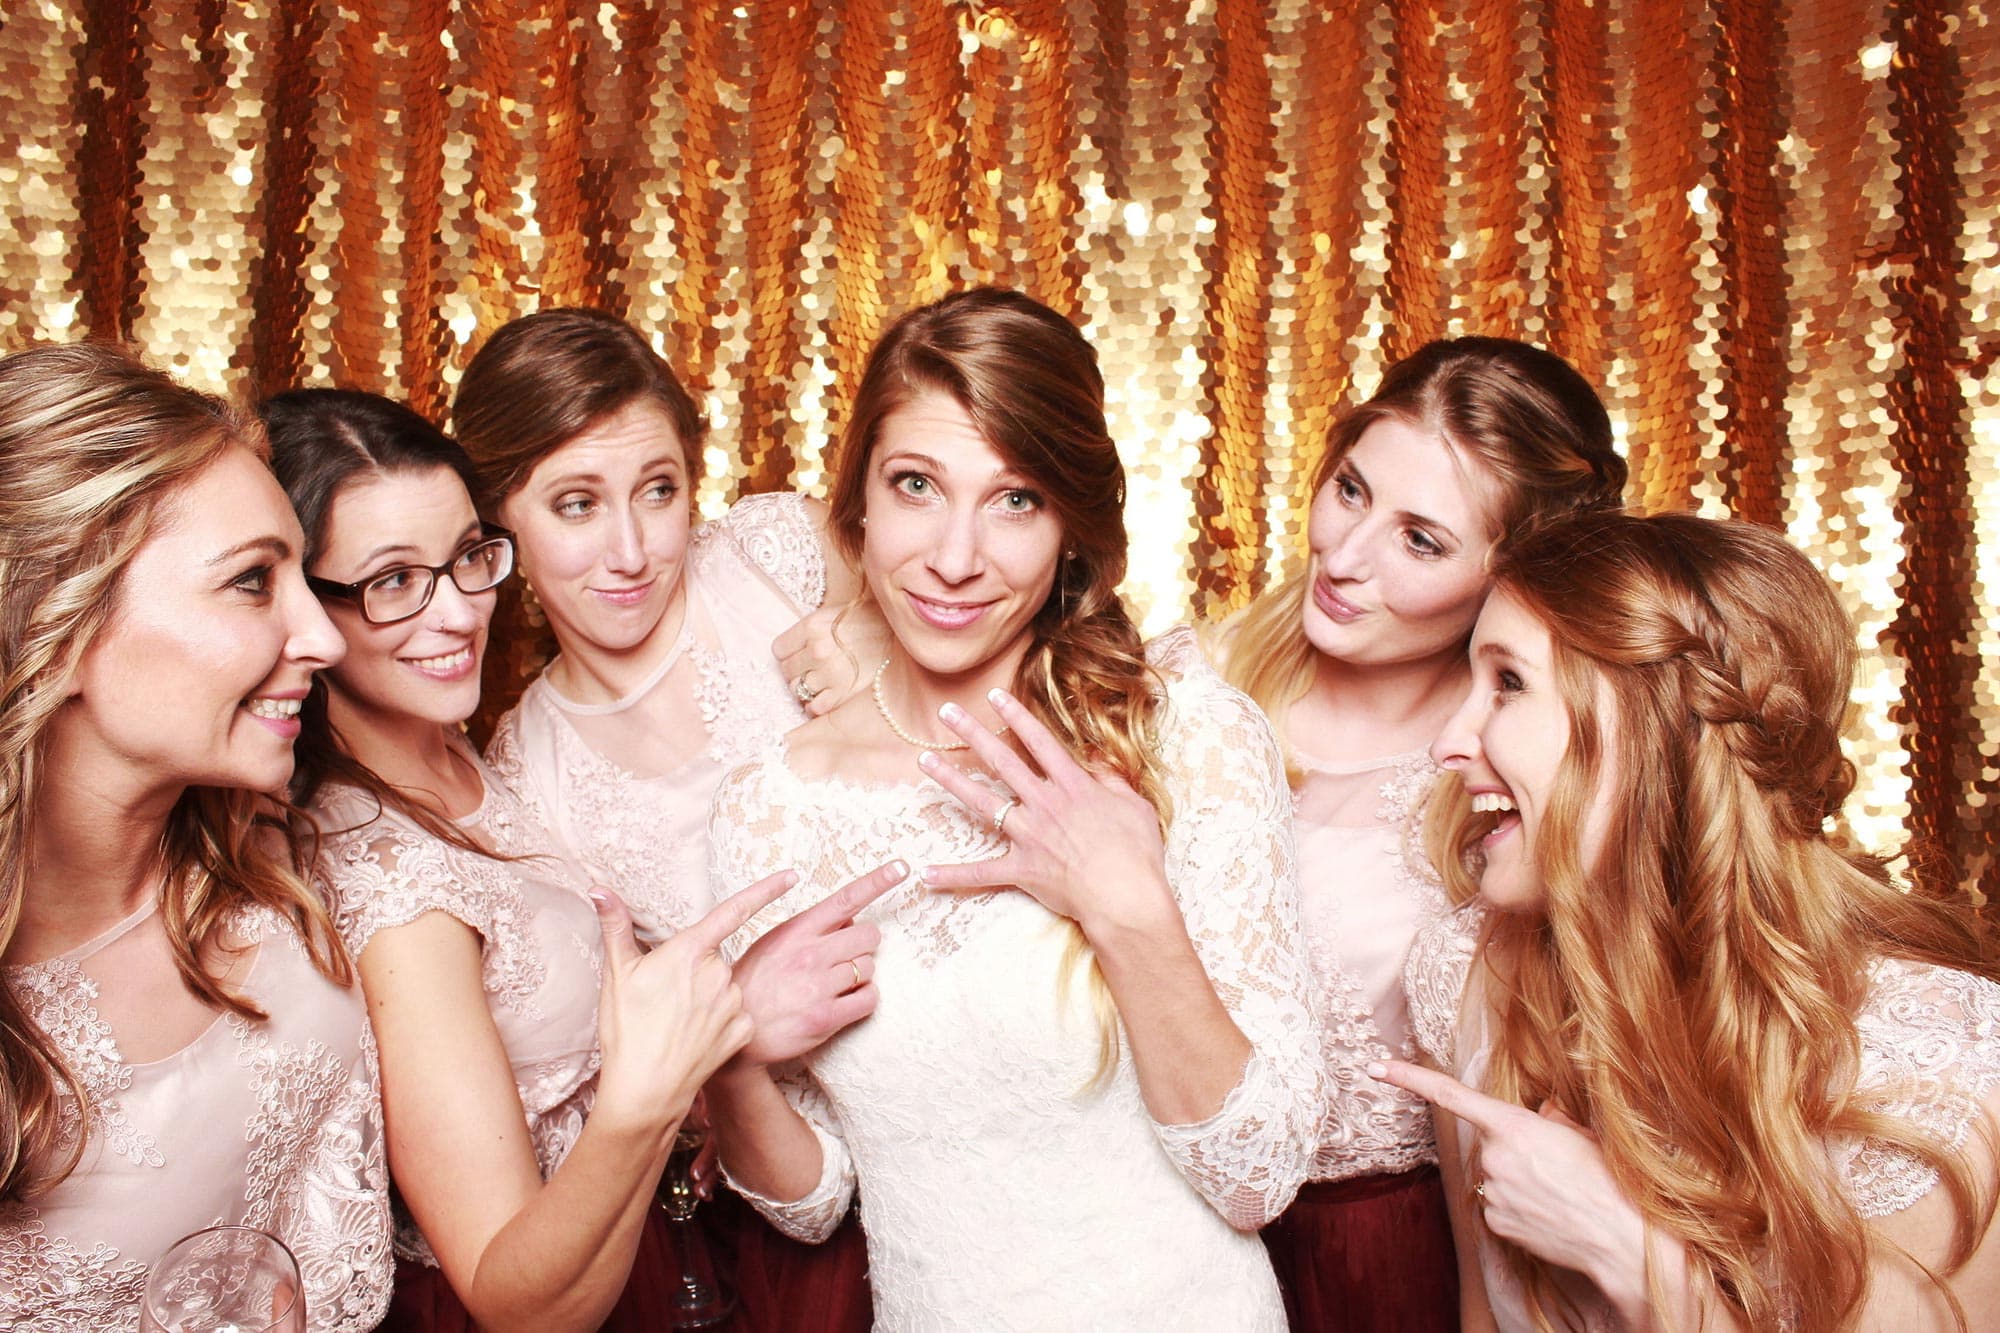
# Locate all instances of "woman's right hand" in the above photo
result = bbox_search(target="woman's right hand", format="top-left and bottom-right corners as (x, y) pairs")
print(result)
(726, 860), (906, 1071)
(585, 873), (798, 1133)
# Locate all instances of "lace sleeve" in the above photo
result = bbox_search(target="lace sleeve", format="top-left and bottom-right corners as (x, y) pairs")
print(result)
(1143, 629), (1326, 1230)
(315, 802), (547, 1010)
(711, 492), (826, 613)
(707, 758), (859, 1240)
(1836, 959), (2000, 1218)
(1404, 902), (1486, 1070)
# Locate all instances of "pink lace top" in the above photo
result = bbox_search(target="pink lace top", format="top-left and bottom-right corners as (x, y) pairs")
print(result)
(312, 750), (603, 1265)
(1291, 746), (1450, 1182)
(1405, 905), (2000, 1331)
(0, 900), (392, 1332)
(485, 492), (824, 944)
(708, 628), (1319, 1331)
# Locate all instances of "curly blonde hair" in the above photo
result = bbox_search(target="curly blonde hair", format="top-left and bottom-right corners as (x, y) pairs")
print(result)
(1435, 511), (1998, 1330)
(0, 344), (349, 1203)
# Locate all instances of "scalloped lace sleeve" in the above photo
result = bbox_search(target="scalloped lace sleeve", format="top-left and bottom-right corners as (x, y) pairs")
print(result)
(708, 758), (858, 1241)
(1836, 958), (2000, 1218)
(711, 491), (827, 613)
(1143, 628), (1325, 1229)
(314, 794), (549, 1014)
(1404, 902), (1487, 1071)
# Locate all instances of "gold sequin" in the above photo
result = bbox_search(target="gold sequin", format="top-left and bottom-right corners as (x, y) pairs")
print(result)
(1, 0), (1993, 899)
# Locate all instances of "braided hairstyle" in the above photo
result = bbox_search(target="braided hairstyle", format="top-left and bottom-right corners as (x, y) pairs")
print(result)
(1436, 510), (1997, 1330)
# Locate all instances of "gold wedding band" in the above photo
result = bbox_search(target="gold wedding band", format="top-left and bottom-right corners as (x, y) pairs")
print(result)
(991, 797), (1019, 835)
(849, 957), (864, 989)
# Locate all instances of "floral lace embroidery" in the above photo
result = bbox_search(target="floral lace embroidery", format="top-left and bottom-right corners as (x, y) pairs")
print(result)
(229, 995), (393, 1332)
(0, 1212), (153, 1332)
(1404, 901), (1487, 1071)
(4, 960), (162, 1170)
(320, 796), (556, 1020)
(715, 626), (1322, 1240)
(715, 490), (825, 611)
(1835, 958), (2000, 1217)
(1301, 752), (1453, 1181)
(688, 639), (805, 770)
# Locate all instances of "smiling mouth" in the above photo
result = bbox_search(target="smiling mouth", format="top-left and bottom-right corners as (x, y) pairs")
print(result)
(244, 697), (303, 721)
(404, 647), (476, 679)
(1312, 577), (1365, 622)
(590, 579), (656, 606)
(907, 592), (992, 631)
(1468, 791), (1520, 845)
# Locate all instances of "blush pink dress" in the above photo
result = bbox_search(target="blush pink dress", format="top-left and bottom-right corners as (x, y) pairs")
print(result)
(1260, 747), (1459, 1329)
(482, 492), (872, 1332)
(0, 899), (393, 1332)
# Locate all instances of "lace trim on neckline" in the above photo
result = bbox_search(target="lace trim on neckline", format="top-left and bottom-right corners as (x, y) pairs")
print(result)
(540, 585), (698, 717)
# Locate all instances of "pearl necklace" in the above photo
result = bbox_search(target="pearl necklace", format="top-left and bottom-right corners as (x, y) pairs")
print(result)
(871, 660), (971, 752)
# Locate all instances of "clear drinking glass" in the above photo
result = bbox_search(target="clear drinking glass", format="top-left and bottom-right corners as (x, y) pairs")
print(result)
(139, 1225), (305, 1333)
(659, 1124), (734, 1328)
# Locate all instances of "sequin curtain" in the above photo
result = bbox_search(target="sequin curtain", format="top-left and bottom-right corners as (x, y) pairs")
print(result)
(1, 0), (1994, 898)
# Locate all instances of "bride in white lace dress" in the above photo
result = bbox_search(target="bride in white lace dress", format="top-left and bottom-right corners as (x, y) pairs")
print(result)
(706, 289), (1323, 1331)
(1383, 512), (2000, 1331)
(0, 347), (391, 1331)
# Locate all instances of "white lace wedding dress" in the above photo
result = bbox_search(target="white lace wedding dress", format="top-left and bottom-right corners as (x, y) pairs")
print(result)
(1406, 903), (2000, 1331)
(709, 629), (1322, 1331)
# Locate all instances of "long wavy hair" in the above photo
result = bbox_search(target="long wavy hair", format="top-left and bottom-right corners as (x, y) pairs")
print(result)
(827, 287), (1166, 1076)
(262, 389), (499, 860)
(1213, 337), (1627, 774)
(0, 344), (350, 1203)
(1436, 511), (1998, 1330)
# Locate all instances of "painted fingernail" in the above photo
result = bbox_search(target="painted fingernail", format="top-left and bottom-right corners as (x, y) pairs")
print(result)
(987, 688), (1008, 708)
(939, 701), (966, 723)
(887, 860), (908, 879)
(917, 751), (939, 770)
(1365, 1061), (1388, 1079)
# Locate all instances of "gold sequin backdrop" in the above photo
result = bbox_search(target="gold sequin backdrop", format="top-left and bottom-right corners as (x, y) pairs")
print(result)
(0, 0), (1994, 895)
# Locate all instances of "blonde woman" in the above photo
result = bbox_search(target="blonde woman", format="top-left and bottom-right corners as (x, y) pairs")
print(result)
(1388, 511), (2000, 1330)
(0, 346), (391, 1329)
(705, 288), (1323, 1330)
(1208, 337), (1626, 1329)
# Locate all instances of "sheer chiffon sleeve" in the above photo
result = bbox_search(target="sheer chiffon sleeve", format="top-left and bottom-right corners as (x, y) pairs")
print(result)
(1143, 628), (1326, 1229)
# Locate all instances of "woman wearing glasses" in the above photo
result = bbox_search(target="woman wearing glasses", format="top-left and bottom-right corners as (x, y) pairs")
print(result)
(265, 389), (888, 1333)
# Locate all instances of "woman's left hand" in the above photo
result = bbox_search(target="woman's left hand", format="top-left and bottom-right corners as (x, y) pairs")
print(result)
(916, 687), (1173, 935)
(1371, 1059), (1650, 1304)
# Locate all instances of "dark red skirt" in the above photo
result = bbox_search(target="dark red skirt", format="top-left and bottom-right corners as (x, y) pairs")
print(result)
(379, 1191), (871, 1332)
(1261, 1165), (1459, 1332)
(704, 1186), (872, 1333)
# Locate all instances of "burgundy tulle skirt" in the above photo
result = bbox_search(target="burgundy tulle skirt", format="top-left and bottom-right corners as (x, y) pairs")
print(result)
(1261, 1165), (1460, 1332)
(378, 1190), (871, 1331)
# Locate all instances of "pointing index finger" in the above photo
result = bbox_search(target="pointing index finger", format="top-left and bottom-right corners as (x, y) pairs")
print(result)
(683, 869), (800, 953)
(1368, 1058), (1516, 1134)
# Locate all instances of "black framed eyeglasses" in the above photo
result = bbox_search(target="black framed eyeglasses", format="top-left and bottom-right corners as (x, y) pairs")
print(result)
(307, 527), (516, 625)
